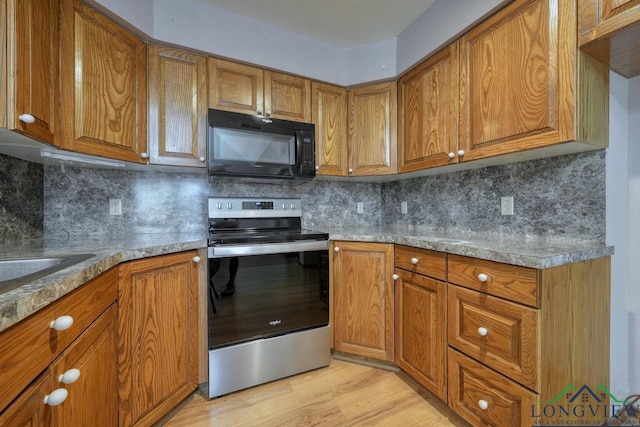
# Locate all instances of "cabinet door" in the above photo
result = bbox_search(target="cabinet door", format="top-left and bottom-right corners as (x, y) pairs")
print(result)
(348, 82), (397, 176)
(0, 372), (51, 426)
(332, 241), (395, 361)
(264, 71), (311, 122)
(312, 82), (348, 176)
(578, 0), (640, 77)
(459, 0), (608, 162)
(4, 0), (58, 144)
(208, 58), (264, 115)
(148, 46), (207, 167)
(51, 304), (118, 427)
(395, 270), (446, 401)
(59, 0), (147, 163)
(118, 251), (199, 427)
(398, 43), (458, 172)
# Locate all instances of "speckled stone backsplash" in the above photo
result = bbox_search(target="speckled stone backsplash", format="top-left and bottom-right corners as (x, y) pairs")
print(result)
(43, 168), (381, 236)
(381, 151), (606, 241)
(43, 151), (604, 240)
(0, 154), (44, 241)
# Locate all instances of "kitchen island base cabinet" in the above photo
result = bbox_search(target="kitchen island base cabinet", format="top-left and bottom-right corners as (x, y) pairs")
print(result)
(118, 251), (199, 427)
(332, 241), (395, 362)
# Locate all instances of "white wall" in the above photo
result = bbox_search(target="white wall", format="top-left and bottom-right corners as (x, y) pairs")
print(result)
(628, 76), (640, 393)
(607, 71), (631, 397)
(91, 0), (508, 86)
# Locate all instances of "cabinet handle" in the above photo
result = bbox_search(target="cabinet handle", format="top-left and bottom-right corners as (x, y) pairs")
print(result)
(19, 113), (36, 124)
(199, 157), (206, 162)
(457, 150), (465, 157)
(477, 273), (488, 282)
(348, 168), (353, 173)
(448, 152), (455, 159)
(257, 107), (263, 115)
(392, 274), (399, 281)
(59, 368), (81, 385)
(50, 315), (74, 331)
(477, 327), (488, 337)
(315, 165), (319, 170)
(334, 247), (340, 253)
(193, 255), (201, 263)
(44, 388), (68, 406)
(266, 110), (272, 116)
(478, 399), (489, 410)
(411, 257), (419, 265)
(140, 152), (149, 159)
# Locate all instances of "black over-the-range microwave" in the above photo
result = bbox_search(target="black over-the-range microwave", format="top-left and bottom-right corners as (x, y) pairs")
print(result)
(207, 109), (316, 181)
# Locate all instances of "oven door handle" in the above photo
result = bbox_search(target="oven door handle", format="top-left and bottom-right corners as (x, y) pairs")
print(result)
(208, 240), (329, 258)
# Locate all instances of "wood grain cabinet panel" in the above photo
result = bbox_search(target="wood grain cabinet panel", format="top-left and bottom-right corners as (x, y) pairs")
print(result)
(395, 245), (446, 281)
(332, 241), (395, 361)
(51, 304), (118, 427)
(395, 269), (447, 401)
(448, 348), (537, 427)
(348, 82), (398, 176)
(312, 82), (348, 176)
(59, 0), (147, 163)
(579, 0), (640, 77)
(148, 45), (207, 167)
(264, 71), (311, 122)
(208, 58), (264, 116)
(0, 269), (117, 413)
(459, 0), (608, 162)
(2, 0), (58, 145)
(447, 285), (539, 391)
(0, 371), (52, 426)
(118, 251), (199, 427)
(398, 43), (458, 172)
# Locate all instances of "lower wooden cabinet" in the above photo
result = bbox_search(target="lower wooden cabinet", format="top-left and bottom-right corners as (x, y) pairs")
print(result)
(118, 251), (199, 426)
(0, 300), (118, 427)
(395, 269), (446, 401)
(448, 348), (536, 427)
(332, 241), (395, 361)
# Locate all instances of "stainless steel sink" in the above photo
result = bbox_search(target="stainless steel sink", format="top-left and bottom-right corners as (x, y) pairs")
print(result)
(0, 253), (95, 295)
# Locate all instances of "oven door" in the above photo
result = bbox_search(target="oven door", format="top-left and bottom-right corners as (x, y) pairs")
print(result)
(207, 240), (329, 350)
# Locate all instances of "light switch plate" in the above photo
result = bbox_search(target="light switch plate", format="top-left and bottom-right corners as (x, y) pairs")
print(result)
(501, 197), (514, 215)
(357, 202), (364, 214)
(109, 199), (122, 215)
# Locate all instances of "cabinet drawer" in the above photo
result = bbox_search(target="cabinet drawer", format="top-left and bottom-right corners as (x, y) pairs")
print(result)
(448, 254), (539, 307)
(0, 268), (117, 412)
(395, 245), (446, 281)
(448, 348), (537, 427)
(448, 285), (538, 391)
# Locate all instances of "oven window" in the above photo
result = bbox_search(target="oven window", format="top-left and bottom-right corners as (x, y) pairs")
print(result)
(208, 250), (329, 349)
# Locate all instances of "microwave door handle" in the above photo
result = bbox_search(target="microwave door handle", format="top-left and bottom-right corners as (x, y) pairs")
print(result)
(294, 131), (303, 170)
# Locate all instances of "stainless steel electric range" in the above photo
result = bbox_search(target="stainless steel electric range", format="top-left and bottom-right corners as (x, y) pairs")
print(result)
(206, 197), (330, 398)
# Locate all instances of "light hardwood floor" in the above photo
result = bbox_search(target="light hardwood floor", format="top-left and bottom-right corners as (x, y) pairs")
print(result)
(163, 358), (469, 426)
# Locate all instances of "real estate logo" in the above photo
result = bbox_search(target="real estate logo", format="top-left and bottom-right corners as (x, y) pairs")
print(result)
(531, 384), (639, 425)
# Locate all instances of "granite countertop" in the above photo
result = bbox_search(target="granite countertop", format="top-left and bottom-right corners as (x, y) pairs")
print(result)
(321, 226), (614, 269)
(0, 228), (613, 334)
(0, 233), (208, 333)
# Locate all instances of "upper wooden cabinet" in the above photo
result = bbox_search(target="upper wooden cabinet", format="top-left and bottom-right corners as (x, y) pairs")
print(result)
(1, 0), (58, 145)
(348, 82), (398, 176)
(312, 82), (348, 176)
(579, 0), (640, 77)
(58, 0), (147, 163)
(148, 45), (207, 167)
(398, 43), (459, 172)
(332, 241), (395, 362)
(459, 0), (608, 163)
(208, 58), (311, 122)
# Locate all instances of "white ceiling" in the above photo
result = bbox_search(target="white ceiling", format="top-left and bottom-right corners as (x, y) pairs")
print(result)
(194, 0), (439, 48)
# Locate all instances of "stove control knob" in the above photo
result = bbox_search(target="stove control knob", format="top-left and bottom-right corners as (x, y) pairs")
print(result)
(282, 203), (287, 209)
(216, 202), (223, 209)
(227, 202), (233, 209)
(290, 203), (296, 209)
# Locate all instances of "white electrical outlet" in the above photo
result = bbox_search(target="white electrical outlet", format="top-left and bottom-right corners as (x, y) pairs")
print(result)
(357, 202), (364, 214)
(501, 197), (514, 215)
(401, 201), (408, 214)
(109, 199), (122, 215)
